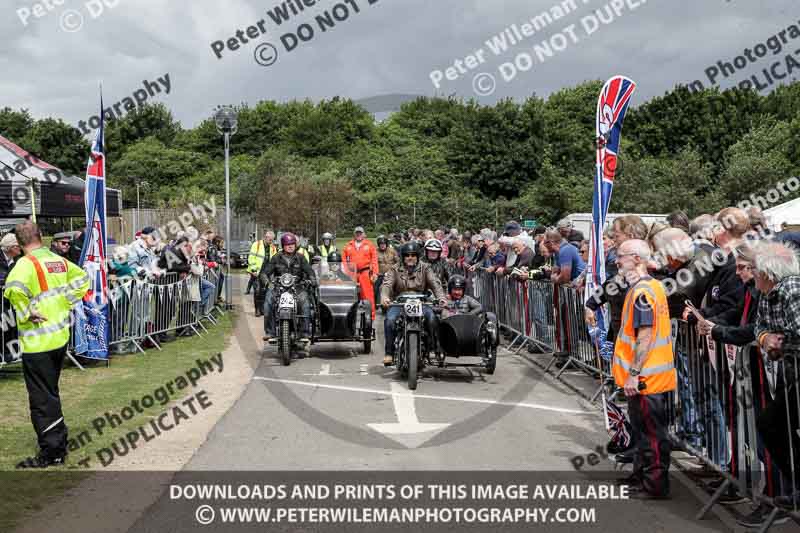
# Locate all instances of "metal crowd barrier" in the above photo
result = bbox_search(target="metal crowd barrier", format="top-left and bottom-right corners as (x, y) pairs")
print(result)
(669, 321), (800, 527)
(0, 295), (20, 367)
(460, 267), (799, 529)
(0, 266), (226, 367)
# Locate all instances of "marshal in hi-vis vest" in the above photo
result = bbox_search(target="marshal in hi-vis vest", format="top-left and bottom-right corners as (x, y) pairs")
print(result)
(3, 247), (90, 354)
(247, 240), (278, 273)
(612, 278), (676, 395)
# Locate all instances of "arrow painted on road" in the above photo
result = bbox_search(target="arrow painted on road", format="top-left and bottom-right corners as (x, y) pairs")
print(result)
(367, 383), (450, 448)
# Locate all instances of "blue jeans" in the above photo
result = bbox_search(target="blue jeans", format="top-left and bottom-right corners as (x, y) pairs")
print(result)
(384, 305), (437, 356)
(263, 288), (312, 337)
(200, 279), (214, 309)
(676, 350), (704, 448)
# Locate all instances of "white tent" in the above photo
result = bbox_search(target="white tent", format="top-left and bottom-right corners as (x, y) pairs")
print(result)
(764, 197), (800, 231)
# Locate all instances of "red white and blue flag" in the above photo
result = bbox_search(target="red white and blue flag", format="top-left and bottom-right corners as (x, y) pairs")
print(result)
(586, 75), (636, 301)
(74, 96), (110, 360)
(606, 398), (633, 449)
(585, 76), (636, 440)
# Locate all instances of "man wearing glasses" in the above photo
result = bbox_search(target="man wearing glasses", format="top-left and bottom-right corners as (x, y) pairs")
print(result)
(612, 239), (676, 500)
(49, 232), (73, 259)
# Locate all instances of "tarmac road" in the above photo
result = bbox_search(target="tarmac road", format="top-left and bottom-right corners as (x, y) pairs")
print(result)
(126, 287), (730, 532)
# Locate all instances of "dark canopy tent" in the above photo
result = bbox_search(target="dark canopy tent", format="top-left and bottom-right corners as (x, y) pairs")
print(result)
(0, 134), (121, 219)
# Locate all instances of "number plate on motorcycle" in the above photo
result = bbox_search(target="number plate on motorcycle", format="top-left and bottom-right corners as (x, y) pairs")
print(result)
(279, 293), (295, 309)
(404, 299), (423, 317)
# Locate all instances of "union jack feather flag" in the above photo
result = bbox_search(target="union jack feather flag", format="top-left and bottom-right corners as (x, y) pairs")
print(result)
(74, 94), (110, 360)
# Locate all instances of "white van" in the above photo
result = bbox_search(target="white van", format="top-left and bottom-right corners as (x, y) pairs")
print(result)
(563, 213), (668, 238)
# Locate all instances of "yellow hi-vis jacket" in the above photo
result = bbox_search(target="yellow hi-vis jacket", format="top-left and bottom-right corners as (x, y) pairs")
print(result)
(317, 243), (336, 259)
(3, 247), (90, 354)
(298, 247), (310, 262)
(247, 240), (277, 274)
(612, 277), (676, 395)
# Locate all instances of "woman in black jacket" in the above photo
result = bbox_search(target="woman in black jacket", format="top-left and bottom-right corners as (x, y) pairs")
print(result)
(699, 243), (759, 345)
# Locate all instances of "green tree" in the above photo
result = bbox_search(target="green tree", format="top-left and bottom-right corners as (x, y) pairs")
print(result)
(105, 103), (181, 170)
(111, 137), (213, 206)
(20, 118), (90, 175)
(721, 117), (800, 206)
(281, 97), (374, 159)
(446, 97), (545, 199)
(541, 80), (603, 178)
(613, 147), (720, 216)
(626, 85), (762, 176)
(0, 107), (34, 140)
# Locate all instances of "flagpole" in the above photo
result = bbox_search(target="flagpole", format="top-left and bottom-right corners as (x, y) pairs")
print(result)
(29, 179), (36, 223)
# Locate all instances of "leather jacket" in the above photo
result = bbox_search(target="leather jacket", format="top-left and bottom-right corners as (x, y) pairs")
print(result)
(381, 263), (446, 303)
(259, 252), (317, 286)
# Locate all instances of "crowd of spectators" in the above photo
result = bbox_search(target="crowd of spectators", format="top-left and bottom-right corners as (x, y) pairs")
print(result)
(383, 218), (587, 288)
(381, 208), (799, 524)
(0, 225), (227, 359)
(578, 207), (800, 526)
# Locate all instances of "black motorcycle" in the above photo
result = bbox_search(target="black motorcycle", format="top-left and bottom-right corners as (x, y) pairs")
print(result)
(389, 293), (440, 390)
(270, 273), (312, 366)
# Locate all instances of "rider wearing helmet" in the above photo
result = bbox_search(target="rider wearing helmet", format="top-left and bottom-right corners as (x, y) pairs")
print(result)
(375, 235), (398, 311)
(317, 232), (337, 259)
(320, 251), (349, 282)
(421, 238), (449, 291)
(380, 242), (446, 366)
(260, 233), (317, 343)
(442, 275), (482, 318)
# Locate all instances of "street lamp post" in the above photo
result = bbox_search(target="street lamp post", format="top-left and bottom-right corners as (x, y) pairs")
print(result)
(214, 106), (238, 310)
(135, 180), (148, 241)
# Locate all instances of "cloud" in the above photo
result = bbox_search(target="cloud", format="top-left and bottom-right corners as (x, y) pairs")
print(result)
(1, 0), (796, 130)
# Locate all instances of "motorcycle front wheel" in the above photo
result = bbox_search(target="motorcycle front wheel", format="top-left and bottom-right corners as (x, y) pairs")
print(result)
(279, 319), (291, 366)
(407, 331), (419, 390)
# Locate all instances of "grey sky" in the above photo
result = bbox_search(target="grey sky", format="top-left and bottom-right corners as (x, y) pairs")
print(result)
(2, 0), (798, 131)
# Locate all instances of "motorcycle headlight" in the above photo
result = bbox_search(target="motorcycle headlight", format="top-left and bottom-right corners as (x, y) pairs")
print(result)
(279, 273), (294, 287)
(486, 322), (497, 333)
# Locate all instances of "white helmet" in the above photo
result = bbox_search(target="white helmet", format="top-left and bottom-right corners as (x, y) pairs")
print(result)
(322, 232), (333, 240)
(424, 238), (443, 252)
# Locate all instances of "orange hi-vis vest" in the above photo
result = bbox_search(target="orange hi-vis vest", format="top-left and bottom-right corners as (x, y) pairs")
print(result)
(612, 277), (676, 395)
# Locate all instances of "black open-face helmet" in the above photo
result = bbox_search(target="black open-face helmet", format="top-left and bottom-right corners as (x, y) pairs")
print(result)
(328, 251), (342, 263)
(448, 274), (467, 293)
(400, 241), (421, 260)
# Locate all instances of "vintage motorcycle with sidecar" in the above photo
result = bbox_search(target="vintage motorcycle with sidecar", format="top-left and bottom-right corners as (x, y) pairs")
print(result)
(310, 261), (375, 354)
(388, 291), (500, 390)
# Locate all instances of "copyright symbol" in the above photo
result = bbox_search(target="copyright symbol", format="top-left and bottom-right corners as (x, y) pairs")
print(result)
(254, 42), (278, 67)
(472, 72), (496, 96)
(195, 504), (215, 525)
(60, 9), (84, 33)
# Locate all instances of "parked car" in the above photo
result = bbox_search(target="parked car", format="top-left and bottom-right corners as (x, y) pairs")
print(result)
(227, 240), (252, 267)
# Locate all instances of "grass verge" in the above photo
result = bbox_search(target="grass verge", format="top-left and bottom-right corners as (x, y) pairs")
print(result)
(0, 311), (234, 531)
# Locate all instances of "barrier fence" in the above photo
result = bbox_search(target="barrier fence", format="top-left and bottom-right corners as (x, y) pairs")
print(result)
(0, 267), (225, 368)
(463, 267), (799, 528)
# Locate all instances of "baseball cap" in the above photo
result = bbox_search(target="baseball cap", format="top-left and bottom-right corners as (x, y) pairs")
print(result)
(354, 226), (365, 234)
(53, 231), (73, 242)
(504, 221), (521, 234)
(557, 218), (573, 229)
(141, 226), (156, 235)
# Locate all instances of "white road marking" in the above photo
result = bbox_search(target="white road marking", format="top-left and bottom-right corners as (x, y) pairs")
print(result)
(359, 364), (368, 375)
(367, 383), (450, 435)
(302, 363), (344, 377)
(253, 376), (589, 414)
